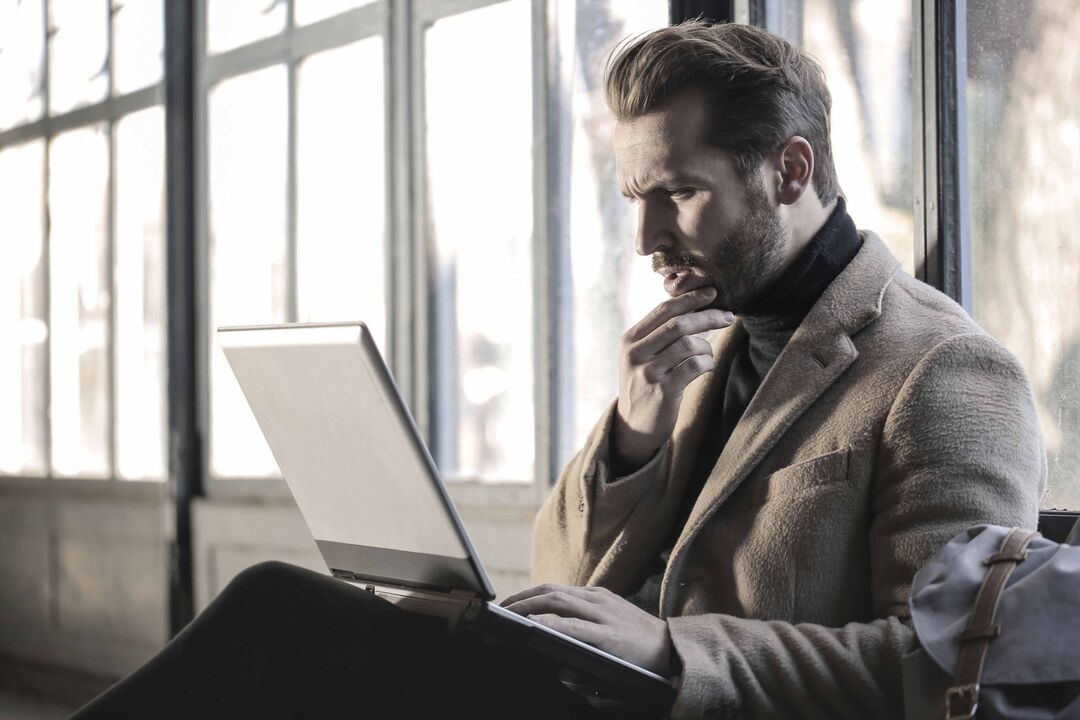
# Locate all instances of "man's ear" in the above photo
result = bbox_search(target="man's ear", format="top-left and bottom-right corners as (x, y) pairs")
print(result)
(776, 136), (814, 205)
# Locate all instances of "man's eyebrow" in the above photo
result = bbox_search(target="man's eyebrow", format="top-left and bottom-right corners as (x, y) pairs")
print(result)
(621, 176), (699, 198)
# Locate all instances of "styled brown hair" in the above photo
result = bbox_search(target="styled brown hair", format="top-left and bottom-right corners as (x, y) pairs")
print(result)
(605, 20), (839, 204)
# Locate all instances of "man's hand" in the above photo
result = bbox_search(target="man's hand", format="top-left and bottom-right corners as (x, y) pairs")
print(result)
(501, 584), (676, 677)
(612, 287), (734, 473)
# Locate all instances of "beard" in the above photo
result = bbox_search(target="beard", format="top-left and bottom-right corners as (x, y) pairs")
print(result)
(651, 176), (787, 313)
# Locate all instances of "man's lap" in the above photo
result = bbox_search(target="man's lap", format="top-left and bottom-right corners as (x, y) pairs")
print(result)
(72, 561), (603, 719)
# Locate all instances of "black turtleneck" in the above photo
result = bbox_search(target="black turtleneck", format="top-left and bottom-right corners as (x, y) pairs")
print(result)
(622, 197), (863, 616)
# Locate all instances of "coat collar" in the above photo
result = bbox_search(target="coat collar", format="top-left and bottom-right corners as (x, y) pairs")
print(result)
(658, 232), (901, 616)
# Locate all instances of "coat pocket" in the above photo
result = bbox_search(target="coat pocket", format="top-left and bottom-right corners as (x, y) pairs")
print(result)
(764, 447), (851, 495)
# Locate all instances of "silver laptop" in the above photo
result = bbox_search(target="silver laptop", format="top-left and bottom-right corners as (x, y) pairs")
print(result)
(217, 321), (674, 712)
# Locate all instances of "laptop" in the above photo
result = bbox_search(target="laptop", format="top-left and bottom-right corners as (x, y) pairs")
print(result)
(217, 321), (675, 713)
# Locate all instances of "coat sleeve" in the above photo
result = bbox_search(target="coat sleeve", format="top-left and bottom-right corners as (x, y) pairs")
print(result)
(666, 332), (1047, 720)
(531, 401), (671, 586)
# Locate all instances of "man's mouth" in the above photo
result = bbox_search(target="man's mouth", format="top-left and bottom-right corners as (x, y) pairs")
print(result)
(659, 266), (710, 296)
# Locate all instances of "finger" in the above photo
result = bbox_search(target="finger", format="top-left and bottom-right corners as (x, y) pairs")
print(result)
(634, 308), (734, 357)
(641, 334), (713, 382)
(504, 591), (606, 622)
(664, 353), (715, 391)
(499, 583), (592, 608)
(527, 614), (606, 647)
(624, 287), (717, 343)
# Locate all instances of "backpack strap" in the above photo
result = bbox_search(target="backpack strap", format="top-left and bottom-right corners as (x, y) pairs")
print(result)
(945, 527), (1038, 720)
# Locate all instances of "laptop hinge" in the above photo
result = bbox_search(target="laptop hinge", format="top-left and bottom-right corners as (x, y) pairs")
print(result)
(332, 569), (480, 601)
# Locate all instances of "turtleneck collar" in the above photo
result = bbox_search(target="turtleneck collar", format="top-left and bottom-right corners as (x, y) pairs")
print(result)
(736, 197), (862, 377)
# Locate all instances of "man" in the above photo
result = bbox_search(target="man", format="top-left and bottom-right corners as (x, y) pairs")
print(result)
(72, 20), (1043, 720)
(500, 19), (1045, 719)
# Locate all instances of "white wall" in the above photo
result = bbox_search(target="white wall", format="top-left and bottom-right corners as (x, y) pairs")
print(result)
(0, 482), (171, 680)
(0, 480), (537, 694)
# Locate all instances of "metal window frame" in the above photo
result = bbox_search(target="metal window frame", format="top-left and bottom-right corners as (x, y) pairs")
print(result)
(915, 0), (972, 311)
(670, 0), (735, 24)
(0, 0), (168, 489)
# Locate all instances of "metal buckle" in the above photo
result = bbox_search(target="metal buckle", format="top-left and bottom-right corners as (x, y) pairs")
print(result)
(945, 684), (980, 720)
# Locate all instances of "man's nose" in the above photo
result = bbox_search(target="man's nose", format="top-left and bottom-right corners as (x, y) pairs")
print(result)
(634, 201), (672, 257)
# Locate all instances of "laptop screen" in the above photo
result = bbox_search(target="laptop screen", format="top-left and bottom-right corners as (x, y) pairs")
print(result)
(218, 322), (493, 597)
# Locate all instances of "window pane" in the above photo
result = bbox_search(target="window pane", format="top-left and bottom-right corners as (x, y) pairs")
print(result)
(769, 0), (916, 273)
(0, 0), (45, 130)
(564, 0), (669, 458)
(294, 0), (376, 26)
(48, 0), (108, 114)
(425, 0), (534, 481)
(112, 0), (164, 95)
(208, 67), (288, 478)
(114, 106), (166, 480)
(49, 126), (111, 477)
(0, 140), (47, 475)
(206, 0), (286, 55)
(968, 1), (1080, 510)
(296, 37), (387, 348)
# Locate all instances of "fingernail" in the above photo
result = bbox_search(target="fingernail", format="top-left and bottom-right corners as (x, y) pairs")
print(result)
(703, 286), (716, 297)
(723, 311), (735, 322)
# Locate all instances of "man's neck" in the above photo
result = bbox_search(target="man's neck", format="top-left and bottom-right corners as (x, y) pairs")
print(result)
(740, 196), (860, 322)
(780, 196), (838, 271)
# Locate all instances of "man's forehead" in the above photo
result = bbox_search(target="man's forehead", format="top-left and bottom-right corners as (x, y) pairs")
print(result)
(613, 95), (715, 179)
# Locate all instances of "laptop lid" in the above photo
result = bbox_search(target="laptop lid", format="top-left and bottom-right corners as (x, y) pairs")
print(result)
(218, 321), (496, 600)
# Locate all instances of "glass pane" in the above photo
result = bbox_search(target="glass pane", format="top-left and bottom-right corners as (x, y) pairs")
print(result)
(296, 37), (387, 348)
(968, 1), (1080, 510)
(563, 0), (670, 458)
(0, 0), (45, 130)
(769, 0), (915, 274)
(206, 0), (286, 55)
(425, 0), (534, 481)
(295, 0), (376, 26)
(112, 0), (164, 94)
(0, 140), (47, 475)
(49, 125), (111, 477)
(208, 66), (288, 478)
(114, 106), (166, 480)
(49, 0), (108, 114)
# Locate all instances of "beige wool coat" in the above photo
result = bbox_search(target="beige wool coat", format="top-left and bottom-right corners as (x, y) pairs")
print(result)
(532, 232), (1046, 719)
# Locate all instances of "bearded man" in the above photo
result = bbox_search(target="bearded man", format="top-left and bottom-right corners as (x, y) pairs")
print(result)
(71, 20), (1044, 720)
(501, 19), (1045, 719)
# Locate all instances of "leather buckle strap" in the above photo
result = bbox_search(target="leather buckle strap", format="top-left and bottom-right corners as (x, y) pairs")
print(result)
(958, 624), (1001, 643)
(945, 684), (979, 720)
(945, 527), (1037, 720)
(983, 550), (1029, 565)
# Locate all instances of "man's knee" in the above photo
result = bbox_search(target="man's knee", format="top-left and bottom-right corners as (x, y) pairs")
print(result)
(220, 560), (312, 605)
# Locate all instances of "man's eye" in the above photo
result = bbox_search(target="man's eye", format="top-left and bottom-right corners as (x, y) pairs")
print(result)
(669, 188), (695, 200)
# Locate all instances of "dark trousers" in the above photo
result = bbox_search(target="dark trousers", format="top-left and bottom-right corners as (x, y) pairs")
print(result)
(71, 561), (607, 720)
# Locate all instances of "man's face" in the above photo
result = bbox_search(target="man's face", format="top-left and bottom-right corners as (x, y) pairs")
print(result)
(614, 92), (790, 313)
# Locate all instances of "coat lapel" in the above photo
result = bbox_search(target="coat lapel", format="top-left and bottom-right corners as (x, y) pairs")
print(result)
(659, 232), (901, 615)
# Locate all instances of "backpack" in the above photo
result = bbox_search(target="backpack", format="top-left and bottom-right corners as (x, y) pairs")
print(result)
(902, 522), (1080, 719)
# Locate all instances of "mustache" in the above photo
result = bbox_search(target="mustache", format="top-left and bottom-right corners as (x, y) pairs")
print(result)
(652, 252), (702, 273)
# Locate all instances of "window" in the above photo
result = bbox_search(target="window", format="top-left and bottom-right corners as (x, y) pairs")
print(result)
(561, 0), (671, 459)
(766, 0), (916, 274)
(200, 1), (389, 480)
(0, 0), (167, 481)
(421, 0), (535, 482)
(967, 0), (1080, 509)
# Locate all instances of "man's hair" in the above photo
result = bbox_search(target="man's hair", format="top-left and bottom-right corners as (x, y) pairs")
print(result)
(605, 20), (839, 204)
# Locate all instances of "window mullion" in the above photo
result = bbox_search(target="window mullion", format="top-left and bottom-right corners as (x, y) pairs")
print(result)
(389, 0), (414, 403)
(286, 5), (299, 322)
(106, 0), (119, 479)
